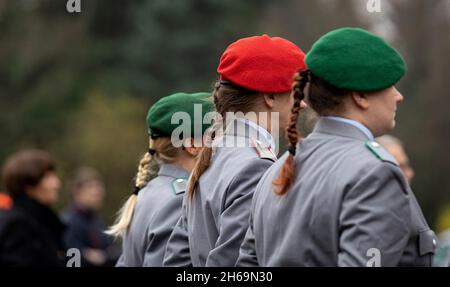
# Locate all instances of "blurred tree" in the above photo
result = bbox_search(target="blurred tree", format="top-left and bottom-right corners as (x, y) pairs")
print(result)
(0, 0), (271, 223)
(389, 0), (450, 225)
(436, 204), (450, 235)
(259, 0), (362, 53)
(0, 0), (91, 158)
(120, 0), (269, 99)
(50, 91), (148, 221)
(258, 0), (365, 136)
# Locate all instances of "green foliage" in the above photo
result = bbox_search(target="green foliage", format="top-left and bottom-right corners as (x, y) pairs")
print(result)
(49, 91), (148, 220)
(0, 0), (270, 223)
(120, 0), (269, 98)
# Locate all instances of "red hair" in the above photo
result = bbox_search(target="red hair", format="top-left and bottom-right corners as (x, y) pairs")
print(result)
(273, 70), (310, 195)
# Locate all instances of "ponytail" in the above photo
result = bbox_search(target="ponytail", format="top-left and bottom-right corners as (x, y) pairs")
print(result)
(273, 70), (309, 195)
(187, 146), (213, 201)
(187, 83), (221, 200)
(106, 152), (152, 237)
(187, 79), (263, 200)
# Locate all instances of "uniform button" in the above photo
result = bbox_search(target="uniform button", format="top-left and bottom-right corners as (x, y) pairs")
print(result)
(433, 239), (437, 247)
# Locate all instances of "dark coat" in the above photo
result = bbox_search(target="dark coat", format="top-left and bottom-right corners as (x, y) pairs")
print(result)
(0, 194), (66, 267)
(62, 205), (116, 267)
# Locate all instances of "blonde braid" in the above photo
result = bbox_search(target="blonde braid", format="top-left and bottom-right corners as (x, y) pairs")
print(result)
(106, 152), (152, 237)
(135, 152), (152, 189)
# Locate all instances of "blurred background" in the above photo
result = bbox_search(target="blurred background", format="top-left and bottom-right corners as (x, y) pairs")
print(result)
(0, 0), (449, 233)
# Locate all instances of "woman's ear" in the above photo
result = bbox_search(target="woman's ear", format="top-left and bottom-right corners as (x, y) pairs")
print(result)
(183, 138), (201, 157)
(351, 92), (370, 109)
(185, 146), (201, 157)
(263, 93), (276, 109)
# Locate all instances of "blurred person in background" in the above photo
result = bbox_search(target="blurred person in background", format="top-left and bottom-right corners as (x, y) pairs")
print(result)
(62, 167), (118, 267)
(0, 192), (12, 210)
(377, 135), (415, 185)
(378, 138), (447, 267)
(0, 149), (65, 267)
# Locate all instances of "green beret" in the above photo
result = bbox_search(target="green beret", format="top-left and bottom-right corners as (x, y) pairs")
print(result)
(306, 27), (406, 92)
(190, 92), (212, 99)
(146, 92), (215, 138)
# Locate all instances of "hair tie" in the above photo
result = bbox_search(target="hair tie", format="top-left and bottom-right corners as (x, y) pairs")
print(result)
(299, 69), (310, 81)
(288, 145), (296, 156)
(219, 79), (232, 86)
(150, 132), (160, 140)
(133, 185), (141, 195)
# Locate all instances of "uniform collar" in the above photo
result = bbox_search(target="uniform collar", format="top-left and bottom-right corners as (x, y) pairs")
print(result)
(314, 117), (374, 141)
(239, 118), (276, 151)
(221, 118), (276, 152)
(158, 163), (190, 179)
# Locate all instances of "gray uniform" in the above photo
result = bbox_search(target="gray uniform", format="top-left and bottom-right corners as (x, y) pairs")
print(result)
(116, 164), (188, 267)
(237, 117), (437, 267)
(164, 119), (277, 267)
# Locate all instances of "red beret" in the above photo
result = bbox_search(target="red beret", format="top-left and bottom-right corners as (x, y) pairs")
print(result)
(217, 35), (307, 93)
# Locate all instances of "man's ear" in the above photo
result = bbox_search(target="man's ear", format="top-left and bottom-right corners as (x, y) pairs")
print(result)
(263, 93), (276, 109)
(351, 92), (370, 109)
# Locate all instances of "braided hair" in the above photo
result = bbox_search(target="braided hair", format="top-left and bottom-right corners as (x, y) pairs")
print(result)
(272, 70), (310, 195)
(106, 137), (178, 237)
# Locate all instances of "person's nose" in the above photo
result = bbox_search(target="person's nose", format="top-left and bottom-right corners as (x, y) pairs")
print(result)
(300, 100), (308, 109)
(395, 88), (404, 104)
(405, 166), (415, 184)
(54, 176), (61, 190)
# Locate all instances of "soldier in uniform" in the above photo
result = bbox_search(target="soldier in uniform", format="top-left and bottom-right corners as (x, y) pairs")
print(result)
(108, 92), (214, 267)
(163, 35), (307, 267)
(237, 27), (437, 267)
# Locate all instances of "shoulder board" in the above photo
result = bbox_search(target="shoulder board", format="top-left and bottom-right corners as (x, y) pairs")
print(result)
(251, 138), (277, 162)
(171, 178), (187, 195)
(365, 140), (399, 165)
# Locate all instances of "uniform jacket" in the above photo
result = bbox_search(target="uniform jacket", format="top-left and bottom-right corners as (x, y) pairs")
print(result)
(164, 119), (277, 267)
(116, 164), (189, 267)
(237, 117), (437, 267)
